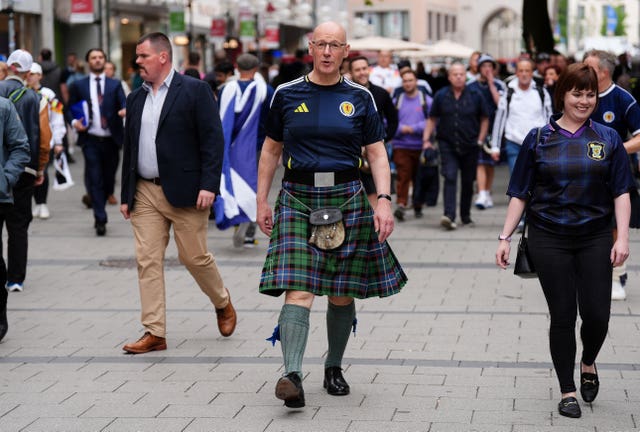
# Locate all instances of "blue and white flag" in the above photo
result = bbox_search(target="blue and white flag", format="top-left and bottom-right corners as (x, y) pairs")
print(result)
(215, 78), (267, 230)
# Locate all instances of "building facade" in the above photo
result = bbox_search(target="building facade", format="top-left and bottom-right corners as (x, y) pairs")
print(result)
(565, 0), (639, 55)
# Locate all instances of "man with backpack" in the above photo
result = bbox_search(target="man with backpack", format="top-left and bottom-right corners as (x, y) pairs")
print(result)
(392, 69), (431, 221)
(0, 49), (47, 293)
(490, 58), (552, 173)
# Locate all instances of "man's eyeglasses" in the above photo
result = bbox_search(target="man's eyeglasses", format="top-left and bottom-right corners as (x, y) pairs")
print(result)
(311, 41), (346, 51)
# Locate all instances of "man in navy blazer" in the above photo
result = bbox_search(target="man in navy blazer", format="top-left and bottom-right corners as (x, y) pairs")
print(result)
(68, 48), (126, 235)
(119, 32), (236, 354)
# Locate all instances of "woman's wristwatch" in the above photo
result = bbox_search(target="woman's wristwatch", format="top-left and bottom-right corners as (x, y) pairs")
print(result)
(498, 234), (512, 242)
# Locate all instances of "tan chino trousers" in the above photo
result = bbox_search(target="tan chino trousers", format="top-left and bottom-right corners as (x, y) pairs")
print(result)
(130, 180), (229, 337)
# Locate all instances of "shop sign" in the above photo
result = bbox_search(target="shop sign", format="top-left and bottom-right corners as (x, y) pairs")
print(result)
(169, 9), (185, 33)
(210, 18), (226, 38)
(263, 22), (279, 49)
(70, 0), (94, 23)
(239, 9), (255, 40)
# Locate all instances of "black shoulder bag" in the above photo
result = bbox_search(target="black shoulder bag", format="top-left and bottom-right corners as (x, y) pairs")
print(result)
(513, 127), (541, 279)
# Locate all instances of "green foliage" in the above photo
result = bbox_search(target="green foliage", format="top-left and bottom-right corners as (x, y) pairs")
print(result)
(615, 6), (626, 36)
(601, 6), (627, 36)
(557, 0), (568, 43)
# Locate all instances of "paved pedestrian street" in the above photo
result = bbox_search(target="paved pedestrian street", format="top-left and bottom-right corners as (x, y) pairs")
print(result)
(0, 159), (638, 432)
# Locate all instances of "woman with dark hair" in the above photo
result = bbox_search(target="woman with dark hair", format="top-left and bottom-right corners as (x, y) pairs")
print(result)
(495, 63), (634, 418)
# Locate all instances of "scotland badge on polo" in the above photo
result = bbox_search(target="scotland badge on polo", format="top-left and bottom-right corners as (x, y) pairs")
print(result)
(587, 141), (605, 161)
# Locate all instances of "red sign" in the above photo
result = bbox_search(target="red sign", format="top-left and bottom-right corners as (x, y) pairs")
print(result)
(210, 18), (226, 38)
(264, 23), (279, 49)
(70, 0), (94, 23)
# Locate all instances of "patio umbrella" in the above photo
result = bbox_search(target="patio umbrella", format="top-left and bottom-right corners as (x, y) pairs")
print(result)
(348, 36), (429, 51)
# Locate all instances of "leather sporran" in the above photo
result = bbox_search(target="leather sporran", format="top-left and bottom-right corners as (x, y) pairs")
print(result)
(514, 235), (536, 278)
(308, 207), (345, 250)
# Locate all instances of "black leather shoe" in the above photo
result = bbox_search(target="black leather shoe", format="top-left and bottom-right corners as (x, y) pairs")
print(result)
(580, 364), (599, 403)
(0, 290), (7, 342)
(275, 372), (305, 408)
(95, 222), (106, 236)
(323, 366), (350, 396)
(558, 396), (581, 418)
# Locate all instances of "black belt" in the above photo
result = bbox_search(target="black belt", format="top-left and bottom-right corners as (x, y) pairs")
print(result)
(86, 134), (113, 143)
(139, 176), (161, 185)
(283, 168), (360, 187)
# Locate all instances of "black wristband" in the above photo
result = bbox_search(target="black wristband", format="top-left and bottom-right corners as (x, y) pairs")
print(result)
(377, 194), (392, 201)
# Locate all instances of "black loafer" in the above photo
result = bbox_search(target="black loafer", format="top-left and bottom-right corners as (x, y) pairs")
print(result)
(275, 372), (305, 408)
(323, 366), (350, 396)
(580, 366), (599, 403)
(558, 396), (581, 418)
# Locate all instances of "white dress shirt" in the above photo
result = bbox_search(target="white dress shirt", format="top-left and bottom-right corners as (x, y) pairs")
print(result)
(137, 69), (175, 179)
(88, 72), (110, 137)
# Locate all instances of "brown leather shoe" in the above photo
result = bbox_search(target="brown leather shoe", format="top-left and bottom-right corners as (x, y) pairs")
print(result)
(81, 194), (92, 209)
(215, 289), (237, 337)
(122, 332), (167, 354)
(107, 194), (118, 205)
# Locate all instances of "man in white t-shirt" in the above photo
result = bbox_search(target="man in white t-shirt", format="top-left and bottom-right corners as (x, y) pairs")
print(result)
(369, 50), (401, 94)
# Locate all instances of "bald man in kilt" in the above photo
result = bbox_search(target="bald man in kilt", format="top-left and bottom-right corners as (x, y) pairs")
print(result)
(257, 21), (407, 409)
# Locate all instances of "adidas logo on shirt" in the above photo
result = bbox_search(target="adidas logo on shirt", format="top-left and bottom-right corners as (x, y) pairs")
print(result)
(294, 102), (309, 113)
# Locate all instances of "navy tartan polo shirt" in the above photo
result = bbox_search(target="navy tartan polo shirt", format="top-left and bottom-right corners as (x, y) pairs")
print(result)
(508, 115), (635, 236)
(266, 75), (384, 171)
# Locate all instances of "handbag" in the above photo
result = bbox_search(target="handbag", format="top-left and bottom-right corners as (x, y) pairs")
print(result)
(514, 224), (536, 278)
(513, 127), (542, 279)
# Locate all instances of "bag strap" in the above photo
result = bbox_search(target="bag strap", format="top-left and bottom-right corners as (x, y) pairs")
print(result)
(522, 126), (543, 237)
(8, 86), (27, 104)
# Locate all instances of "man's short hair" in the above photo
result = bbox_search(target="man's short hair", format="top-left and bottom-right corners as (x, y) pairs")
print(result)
(214, 61), (234, 75)
(348, 56), (369, 70)
(583, 49), (617, 77)
(236, 53), (260, 71)
(137, 32), (173, 61)
(40, 48), (53, 61)
(85, 48), (106, 62)
(400, 69), (417, 79)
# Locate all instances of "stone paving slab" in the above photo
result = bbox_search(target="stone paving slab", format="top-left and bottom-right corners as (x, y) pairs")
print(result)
(1, 159), (639, 431)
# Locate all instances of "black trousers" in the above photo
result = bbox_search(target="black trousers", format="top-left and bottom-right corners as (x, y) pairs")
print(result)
(0, 173), (35, 284)
(527, 224), (612, 393)
(33, 149), (54, 205)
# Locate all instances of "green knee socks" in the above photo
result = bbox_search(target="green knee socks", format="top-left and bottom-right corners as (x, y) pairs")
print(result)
(325, 301), (356, 369)
(278, 304), (310, 378)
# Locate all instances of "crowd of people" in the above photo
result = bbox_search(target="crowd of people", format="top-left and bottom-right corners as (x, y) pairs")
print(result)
(0, 23), (637, 420)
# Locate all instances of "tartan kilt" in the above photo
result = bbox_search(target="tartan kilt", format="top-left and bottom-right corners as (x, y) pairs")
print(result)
(259, 180), (407, 298)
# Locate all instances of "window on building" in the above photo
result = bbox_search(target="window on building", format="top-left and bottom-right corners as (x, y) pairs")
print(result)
(356, 11), (409, 40)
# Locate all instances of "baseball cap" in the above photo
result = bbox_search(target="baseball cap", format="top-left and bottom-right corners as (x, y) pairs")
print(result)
(236, 53), (260, 71)
(536, 52), (551, 63)
(477, 53), (496, 67)
(7, 49), (33, 72)
(30, 62), (43, 75)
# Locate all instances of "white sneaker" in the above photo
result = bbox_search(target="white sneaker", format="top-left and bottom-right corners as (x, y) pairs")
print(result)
(475, 193), (488, 210)
(611, 280), (626, 300)
(39, 204), (50, 219)
(6, 282), (23, 292)
(485, 194), (494, 209)
(32, 204), (41, 218)
(440, 215), (457, 230)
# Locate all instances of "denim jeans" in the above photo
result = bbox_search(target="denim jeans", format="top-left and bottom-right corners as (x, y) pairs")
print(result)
(505, 139), (523, 175)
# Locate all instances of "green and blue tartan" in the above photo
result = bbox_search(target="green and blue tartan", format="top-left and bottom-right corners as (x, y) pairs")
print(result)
(259, 180), (407, 298)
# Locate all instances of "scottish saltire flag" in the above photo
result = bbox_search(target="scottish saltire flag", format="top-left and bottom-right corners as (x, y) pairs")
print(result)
(215, 78), (267, 230)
